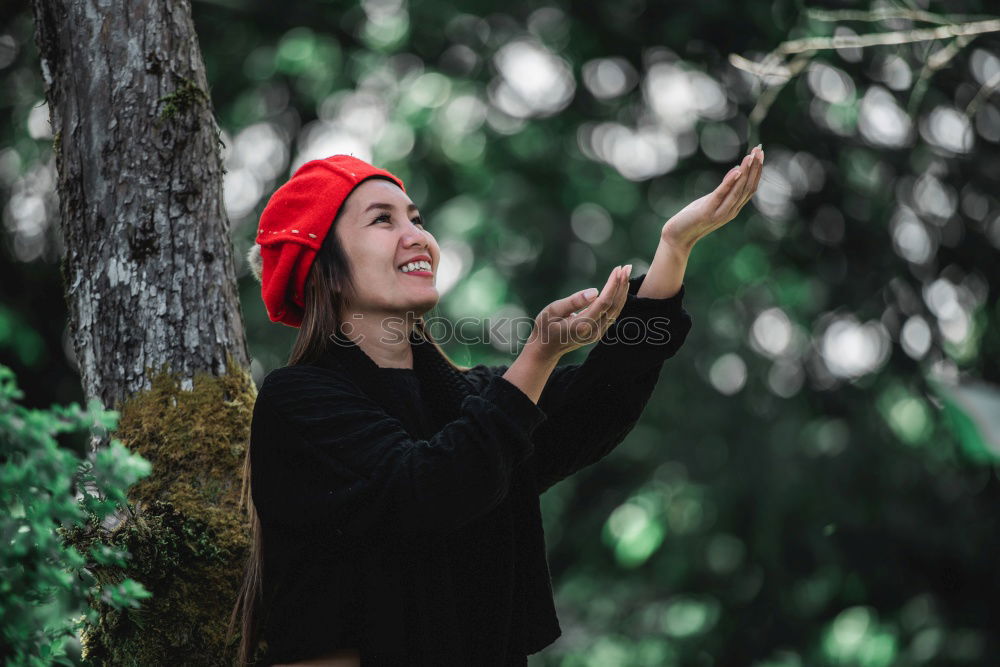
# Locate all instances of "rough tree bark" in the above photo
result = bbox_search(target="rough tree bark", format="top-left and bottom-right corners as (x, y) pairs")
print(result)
(33, 0), (252, 663)
(33, 0), (248, 406)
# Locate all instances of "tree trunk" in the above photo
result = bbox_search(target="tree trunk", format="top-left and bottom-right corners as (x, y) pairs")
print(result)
(32, 0), (252, 663)
(32, 0), (248, 408)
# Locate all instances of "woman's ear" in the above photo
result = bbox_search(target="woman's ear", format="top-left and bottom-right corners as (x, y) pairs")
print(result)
(247, 243), (263, 283)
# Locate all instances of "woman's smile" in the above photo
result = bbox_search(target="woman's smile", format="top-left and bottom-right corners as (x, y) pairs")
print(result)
(397, 257), (434, 278)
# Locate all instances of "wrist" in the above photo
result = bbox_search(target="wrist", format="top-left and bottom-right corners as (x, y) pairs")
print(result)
(520, 338), (562, 367)
(659, 231), (695, 258)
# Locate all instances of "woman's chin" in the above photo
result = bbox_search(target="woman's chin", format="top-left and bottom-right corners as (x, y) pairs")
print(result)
(402, 294), (439, 316)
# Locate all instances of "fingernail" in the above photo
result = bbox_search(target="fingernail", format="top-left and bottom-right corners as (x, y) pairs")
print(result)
(755, 143), (762, 151)
(583, 288), (598, 300)
(625, 264), (632, 276)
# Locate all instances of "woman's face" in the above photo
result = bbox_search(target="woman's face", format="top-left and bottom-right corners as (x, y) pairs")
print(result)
(334, 177), (440, 320)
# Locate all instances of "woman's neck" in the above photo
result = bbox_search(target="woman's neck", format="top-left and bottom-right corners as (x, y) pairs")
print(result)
(337, 310), (418, 369)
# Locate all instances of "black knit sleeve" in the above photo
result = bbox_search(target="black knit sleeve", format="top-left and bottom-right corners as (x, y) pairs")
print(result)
(530, 272), (693, 493)
(249, 365), (546, 539)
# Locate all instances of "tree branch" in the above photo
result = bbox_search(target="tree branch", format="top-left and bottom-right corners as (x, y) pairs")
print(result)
(777, 19), (999, 55)
(730, 15), (999, 134)
(965, 71), (1000, 118)
(804, 8), (981, 26)
(745, 53), (814, 147)
(907, 35), (976, 116)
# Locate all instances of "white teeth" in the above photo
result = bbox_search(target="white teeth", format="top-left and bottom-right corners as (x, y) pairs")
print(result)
(399, 260), (432, 273)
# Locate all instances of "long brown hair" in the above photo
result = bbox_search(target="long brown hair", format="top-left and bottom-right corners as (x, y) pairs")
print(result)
(227, 178), (468, 666)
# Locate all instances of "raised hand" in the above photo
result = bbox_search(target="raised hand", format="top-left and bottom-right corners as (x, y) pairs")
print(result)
(660, 145), (765, 251)
(526, 264), (632, 360)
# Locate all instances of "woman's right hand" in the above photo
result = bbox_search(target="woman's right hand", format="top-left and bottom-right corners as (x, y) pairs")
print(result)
(525, 264), (632, 361)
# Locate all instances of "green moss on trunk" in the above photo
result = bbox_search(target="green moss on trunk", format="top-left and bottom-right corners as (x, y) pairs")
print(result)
(158, 77), (210, 122)
(68, 354), (255, 665)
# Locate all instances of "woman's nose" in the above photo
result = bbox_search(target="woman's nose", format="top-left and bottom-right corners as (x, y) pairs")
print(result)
(401, 224), (429, 245)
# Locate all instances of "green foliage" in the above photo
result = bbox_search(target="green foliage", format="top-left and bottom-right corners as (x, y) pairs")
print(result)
(58, 361), (255, 665)
(0, 365), (152, 664)
(3, 0), (1000, 663)
(0, 305), (44, 368)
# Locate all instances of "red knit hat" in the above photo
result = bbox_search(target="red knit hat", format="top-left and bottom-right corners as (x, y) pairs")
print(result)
(249, 155), (406, 327)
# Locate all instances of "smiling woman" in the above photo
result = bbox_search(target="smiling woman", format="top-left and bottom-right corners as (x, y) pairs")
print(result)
(326, 178), (442, 367)
(229, 153), (699, 666)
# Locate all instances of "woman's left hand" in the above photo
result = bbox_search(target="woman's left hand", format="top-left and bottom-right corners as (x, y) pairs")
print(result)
(660, 145), (765, 251)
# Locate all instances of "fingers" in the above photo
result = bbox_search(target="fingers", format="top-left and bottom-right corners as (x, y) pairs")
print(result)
(541, 265), (632, 353)
(720, 146), (763, 216)
(605, 264), (630, 323)
(589, 265), (631, 336)
(576, 265), (623, 321)
(600, 266), (629, 320)
(741, 147), (764, 207)
(738, 146), (764, 208)
(546, 267), (618, 317)
(712, 165), (743, 206)
(549, 287), (600, 320)
(734, 150), (757, 206)
(718, 159), (750, 214)
(741, 145), (764, 207)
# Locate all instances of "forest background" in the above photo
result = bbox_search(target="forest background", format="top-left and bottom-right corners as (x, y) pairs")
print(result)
(1, 0), (999, 664)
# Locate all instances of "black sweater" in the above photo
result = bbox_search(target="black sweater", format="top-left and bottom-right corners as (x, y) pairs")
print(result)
(249, 273), (693, 666)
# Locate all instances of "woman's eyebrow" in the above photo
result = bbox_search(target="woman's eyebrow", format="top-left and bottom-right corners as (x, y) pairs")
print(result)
(363, 202), (420, 213)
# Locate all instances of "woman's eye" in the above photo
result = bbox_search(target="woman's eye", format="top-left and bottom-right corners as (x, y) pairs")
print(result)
(373, 214), (427, 228)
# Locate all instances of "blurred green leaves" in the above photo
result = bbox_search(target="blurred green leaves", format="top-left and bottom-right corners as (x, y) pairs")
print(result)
(0, 303), (44, 367)
(820, 606), (898, 667)
(2, 0), (1000, 663)
(931, 376), (1000, 463)
(0, 365), (152, 663)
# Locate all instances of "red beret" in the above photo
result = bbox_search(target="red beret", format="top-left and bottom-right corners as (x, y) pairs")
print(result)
(254, 155), (406, 327)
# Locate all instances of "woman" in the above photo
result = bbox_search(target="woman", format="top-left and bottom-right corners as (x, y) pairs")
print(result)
(228, 148), (764, 666)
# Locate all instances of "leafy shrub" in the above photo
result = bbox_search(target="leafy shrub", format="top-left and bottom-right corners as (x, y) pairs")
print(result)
(0, 365), (153, 665)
